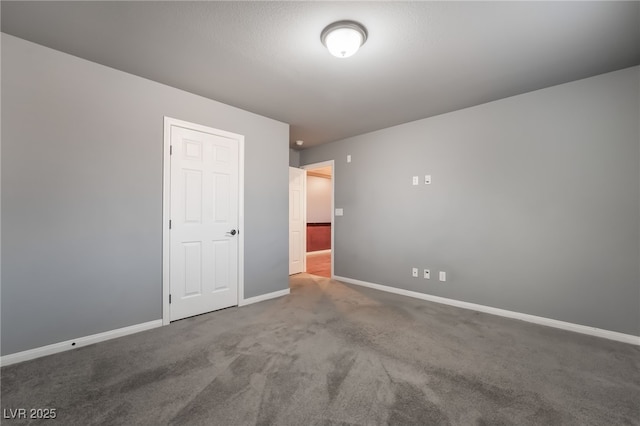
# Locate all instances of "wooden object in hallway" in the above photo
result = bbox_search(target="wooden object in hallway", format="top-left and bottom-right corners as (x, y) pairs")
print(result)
(307, 223), (331, 252)
(306, 251), (331, 278)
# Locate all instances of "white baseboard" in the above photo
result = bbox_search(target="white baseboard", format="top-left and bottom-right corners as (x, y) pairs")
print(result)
(307, 249), (331, 255)
(240, 288), (290, 307)
(334, 276), (640, 346)
(0, 320), (163, 367)
(2, 289), (292, 367)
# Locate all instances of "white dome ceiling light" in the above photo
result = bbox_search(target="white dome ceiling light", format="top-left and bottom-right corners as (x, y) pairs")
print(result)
(321, 20), (368, 58)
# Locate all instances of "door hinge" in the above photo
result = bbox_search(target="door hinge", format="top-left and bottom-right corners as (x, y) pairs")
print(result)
(170, 145), (173, 155)
(169, 294), (172, 304)
(169, 220), (172, 229)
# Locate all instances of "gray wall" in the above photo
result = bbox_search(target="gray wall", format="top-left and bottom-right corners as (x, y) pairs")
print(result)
(1, 34), (289, 356)
(301, 66), (640, 336)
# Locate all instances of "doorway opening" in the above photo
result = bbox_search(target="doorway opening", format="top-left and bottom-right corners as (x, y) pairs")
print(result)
(302, 161), (334, 278)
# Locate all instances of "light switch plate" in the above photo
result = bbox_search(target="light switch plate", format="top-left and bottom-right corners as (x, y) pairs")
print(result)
(439, 271), (446, 281)
(347, 155), (351, 163)
(335, 208), (344, 216)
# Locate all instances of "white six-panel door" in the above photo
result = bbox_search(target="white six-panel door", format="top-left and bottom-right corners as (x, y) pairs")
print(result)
(289, 167), (306, 275)
(168, 120), (241, 321)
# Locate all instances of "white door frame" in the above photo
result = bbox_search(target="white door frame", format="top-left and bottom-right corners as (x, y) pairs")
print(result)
(162, 116), (245, 325)
(302, 160), (335, 278)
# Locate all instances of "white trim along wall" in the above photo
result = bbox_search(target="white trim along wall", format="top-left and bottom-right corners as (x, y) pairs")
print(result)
(239, 289), (291, 307)
(1, 288), (290, 367)
(335, 276), (640, 346)
(0, 320), (163, 367)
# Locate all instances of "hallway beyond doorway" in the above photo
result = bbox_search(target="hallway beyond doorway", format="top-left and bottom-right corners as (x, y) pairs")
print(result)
(306, 250), (331, 278)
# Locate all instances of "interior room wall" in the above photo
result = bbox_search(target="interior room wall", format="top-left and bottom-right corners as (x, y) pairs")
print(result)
(306, 175), (332, 223)
(300, 66), (640, 336)
(1, 34), (289, 356)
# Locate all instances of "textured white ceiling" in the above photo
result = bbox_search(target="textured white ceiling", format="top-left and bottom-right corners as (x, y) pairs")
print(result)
(2, 1), (639, 149)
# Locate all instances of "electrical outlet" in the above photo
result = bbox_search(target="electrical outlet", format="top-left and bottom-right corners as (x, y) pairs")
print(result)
(424, 269), (430, 279)
(425, 175), (432, 184)
(412, 268), (419, 278)
(412, 176), (419, 185)
(439, 271), (447, 282)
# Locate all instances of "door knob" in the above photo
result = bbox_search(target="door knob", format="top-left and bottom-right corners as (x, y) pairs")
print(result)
(227, 229), (237, 236)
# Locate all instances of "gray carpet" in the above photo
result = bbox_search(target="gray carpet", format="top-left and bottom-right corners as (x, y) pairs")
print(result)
(2, 274), (639, 425)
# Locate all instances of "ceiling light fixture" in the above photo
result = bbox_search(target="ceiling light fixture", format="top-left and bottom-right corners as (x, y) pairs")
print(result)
(321, 20), (368, 58)
(295, 140), (304, 146)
